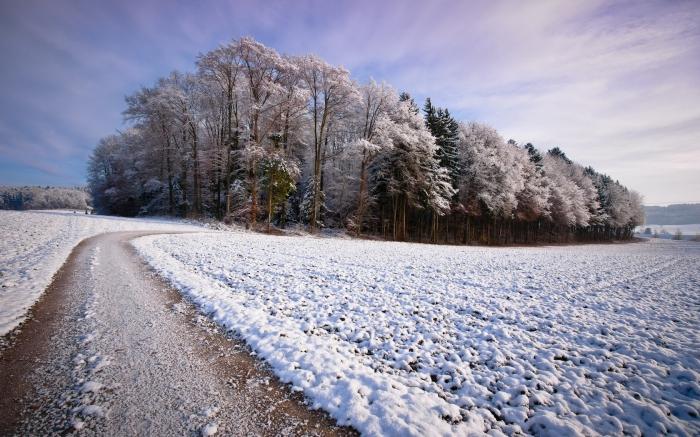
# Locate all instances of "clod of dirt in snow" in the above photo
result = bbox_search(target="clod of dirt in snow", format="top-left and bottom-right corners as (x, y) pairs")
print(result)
(80, 381), (103, 393)
(172, 302), (188, 314)
(80, 332), (96, 345)
(201, 422), (218, 436)
(202, 406), (219, 418)
(79, 405), (105, 418)
(89, 355), (111, 374)
(71, 418), (85, 430)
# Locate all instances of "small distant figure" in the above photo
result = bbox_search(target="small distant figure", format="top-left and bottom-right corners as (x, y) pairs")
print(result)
(85, 209), (89, 215)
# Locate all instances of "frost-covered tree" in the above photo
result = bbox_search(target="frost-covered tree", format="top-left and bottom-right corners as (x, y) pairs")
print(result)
(236, 38), (297, 225)
(295, 55), (360, 231)
(543, 153), (589, 227)
(456, 122), (524, 219)
(423, 98), (460, 190)
(88, 130), (146, 216)
(350, 81), (397, 234)
(586, 167), (644, 237)
(0, 186), (89, 211)
(261, 153), (299, 231)
(515, 147), (550, 222)
(196, 41), (244, 216)
(87, 35), (643, 244)
(370, 100), (454, 241)
(543, 150), (599, 227)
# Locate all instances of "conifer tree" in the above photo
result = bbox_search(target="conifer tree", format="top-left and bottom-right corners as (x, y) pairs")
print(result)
(399, 92), (419, 114)
(423, 99), (461, 191)
(524, 143), (543, 168)
(547, 147), (572, 164)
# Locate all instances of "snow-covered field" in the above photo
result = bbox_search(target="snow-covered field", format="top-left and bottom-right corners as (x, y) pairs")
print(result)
(135, 233), (700, 436)
(3, 209), (698, 435)
(0, 210), (201, 335)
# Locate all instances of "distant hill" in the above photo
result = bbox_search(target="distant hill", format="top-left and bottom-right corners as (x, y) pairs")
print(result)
(644, 203), (700, 225)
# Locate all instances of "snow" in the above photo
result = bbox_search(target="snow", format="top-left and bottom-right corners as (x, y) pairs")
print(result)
(0, 210), (201, 336)
(80, 380), (103, 393)
(134, 232), (700, 436)
(202, 406), (219, 418)
(201, 422), (218, 436)
(78, 405), (105, 418)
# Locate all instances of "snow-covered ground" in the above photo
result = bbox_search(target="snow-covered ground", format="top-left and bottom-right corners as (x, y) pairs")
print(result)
(3, 209), (699, 435)
(135, 233), (700, 436)
(0, 210), (201, 335)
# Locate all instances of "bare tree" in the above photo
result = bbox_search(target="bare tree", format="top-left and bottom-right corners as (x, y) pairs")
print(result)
(294, 55), (359, 231)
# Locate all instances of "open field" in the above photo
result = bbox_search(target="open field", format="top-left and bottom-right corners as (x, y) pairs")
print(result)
(135, 231), (700, 435)
(1, 210), (699, 435)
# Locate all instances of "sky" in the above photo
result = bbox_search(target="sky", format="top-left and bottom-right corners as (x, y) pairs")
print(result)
(0, 0), (698, 205)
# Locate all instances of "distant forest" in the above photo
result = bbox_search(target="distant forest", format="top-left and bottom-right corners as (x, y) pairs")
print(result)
(0, 186), (90, 211)
(645, 204), (700, 225)
(87, 37), (643, 245)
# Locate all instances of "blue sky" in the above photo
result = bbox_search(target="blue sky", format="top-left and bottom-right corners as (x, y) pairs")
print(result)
(1, 0), (699, 204)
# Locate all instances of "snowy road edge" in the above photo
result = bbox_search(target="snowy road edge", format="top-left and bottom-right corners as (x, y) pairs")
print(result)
(132, 234), (487, 437)
(0, 234), (101, 338)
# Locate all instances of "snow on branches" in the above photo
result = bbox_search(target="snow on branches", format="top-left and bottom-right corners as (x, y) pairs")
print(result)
(88, 36), (642, 243)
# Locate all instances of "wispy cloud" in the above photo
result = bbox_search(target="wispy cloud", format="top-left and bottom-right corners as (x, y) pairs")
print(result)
(0, 0), (698, 203)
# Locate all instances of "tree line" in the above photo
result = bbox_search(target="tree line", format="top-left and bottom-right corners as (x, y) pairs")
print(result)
(0, 186), (89, 211)
(87, 36), (643, 244)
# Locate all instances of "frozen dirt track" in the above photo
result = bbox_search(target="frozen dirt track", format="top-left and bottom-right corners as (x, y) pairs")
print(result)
(0, 231), (353, 436)
(0, 210), (203, 336)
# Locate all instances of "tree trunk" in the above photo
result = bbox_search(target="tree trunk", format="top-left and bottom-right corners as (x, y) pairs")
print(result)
(250, 164), (257, 227)
(267, 176), (273, 233)
(355, 154), (368, 236)
(190, 122), (201, 216)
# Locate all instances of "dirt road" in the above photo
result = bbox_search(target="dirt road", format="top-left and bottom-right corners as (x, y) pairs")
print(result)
(0, 231), (353, 436)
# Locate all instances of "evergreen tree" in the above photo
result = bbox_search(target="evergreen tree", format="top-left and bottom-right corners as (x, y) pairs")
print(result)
(261, 155), (298, 230)
(423, 99), (461, 190)
(547, 147), (572, 164)
(524, 143), (543, 168)
(423, 97), (436, 124)
(369, 100), (454, 240)
(399, 92), (419, 114)
(439, 109), (461, 187)
(586, 167), (613, 224)
(300, 176), (325, 226)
